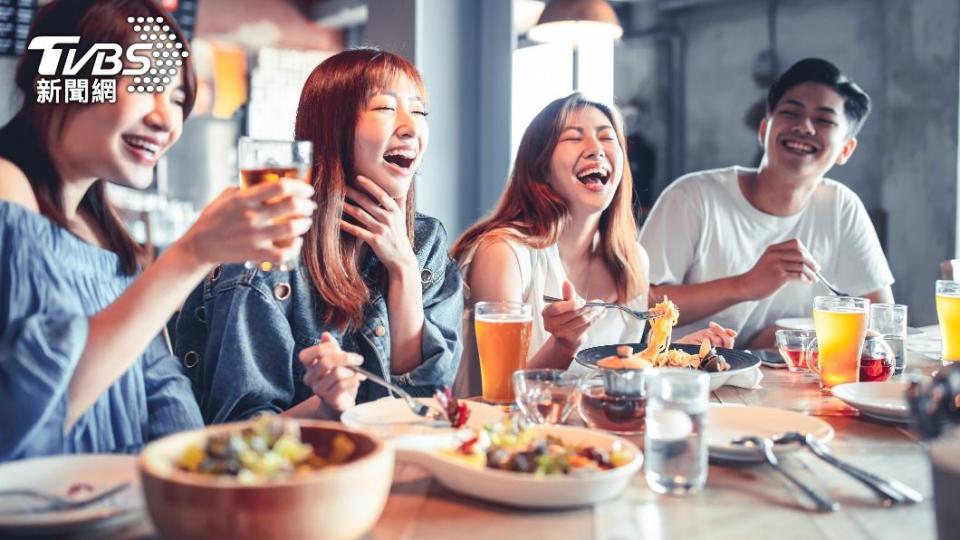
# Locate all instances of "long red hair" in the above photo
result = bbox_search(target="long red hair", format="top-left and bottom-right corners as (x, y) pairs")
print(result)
(451, 93), (645, 302)
(295, 48), (424, 330)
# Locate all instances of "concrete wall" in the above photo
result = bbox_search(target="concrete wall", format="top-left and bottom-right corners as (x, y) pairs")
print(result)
(0, 57), (19, 125)
(365, 0), (514, 237)
(615, 0), (960, 324)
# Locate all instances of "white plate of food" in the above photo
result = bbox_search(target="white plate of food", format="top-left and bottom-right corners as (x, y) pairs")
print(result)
(707, 405), (835, 462)
(0, 454), (142, 536)
(394, 423), (643, 508)
(341, 397), (505, 438)
(776, 317), (925, 336)
(831, 381), (910, 423)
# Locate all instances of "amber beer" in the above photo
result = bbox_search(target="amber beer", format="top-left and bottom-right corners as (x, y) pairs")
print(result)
(237, 138), (313, 255)
(937, 280), (960, 362)
(475, 302), (532, 404)
(811, 296), (869, 392)
(239, 167), (310, 189)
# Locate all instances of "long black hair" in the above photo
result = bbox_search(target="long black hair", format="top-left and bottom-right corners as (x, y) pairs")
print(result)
(0, 0), (197, 274)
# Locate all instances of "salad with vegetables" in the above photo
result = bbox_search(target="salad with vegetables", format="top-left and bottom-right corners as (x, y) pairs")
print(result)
(176, 414), (355, 483)
(443, 418), (634, 475)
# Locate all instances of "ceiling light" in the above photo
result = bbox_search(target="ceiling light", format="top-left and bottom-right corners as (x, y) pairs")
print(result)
(527, 0), (623, 44)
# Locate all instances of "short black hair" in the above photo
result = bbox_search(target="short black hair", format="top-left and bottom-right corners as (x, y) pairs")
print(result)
(766, 58), (871, 136)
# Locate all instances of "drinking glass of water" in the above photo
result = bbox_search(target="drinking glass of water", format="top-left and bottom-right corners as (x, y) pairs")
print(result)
(512, 369), (578, 424)
(869, 303), (908, 374)
(644, 368), (709, 495)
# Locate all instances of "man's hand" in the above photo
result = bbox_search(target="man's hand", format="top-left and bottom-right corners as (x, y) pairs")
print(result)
(736, 239), (819, 301)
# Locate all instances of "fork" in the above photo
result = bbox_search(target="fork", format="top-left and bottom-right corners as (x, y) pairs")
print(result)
(813, 269), (849, 297)
(732, 436), (838, 513)
(349, 365), (445, 421)
(0, 482), (131, 515)
(542, 295), (663, 321)
(772, 432), (922, 506)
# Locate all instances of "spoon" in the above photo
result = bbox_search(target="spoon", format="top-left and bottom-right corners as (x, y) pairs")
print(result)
(813, 269), (849, 297)
(732, 435), (838, 512)
(772, 431), (922, 505)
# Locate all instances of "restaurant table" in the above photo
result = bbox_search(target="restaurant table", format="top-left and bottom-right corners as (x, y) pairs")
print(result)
(40, 327), (946, 540)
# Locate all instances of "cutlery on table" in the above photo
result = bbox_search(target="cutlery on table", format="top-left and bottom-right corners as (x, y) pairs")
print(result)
(732, 435), (838, 513)
(348, 365), (445, 422)
(541, 295), (663, 321)
(0, 481), (131, 515)
(813, 269), (849, 297)
(772, 431), (923, 505)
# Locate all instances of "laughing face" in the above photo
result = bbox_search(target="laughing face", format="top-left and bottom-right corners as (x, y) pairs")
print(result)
(353, 74), (428, 199)
(760, 81), (858, 181)
(56, 76), (186, 189)
(547, 105), (623, 215)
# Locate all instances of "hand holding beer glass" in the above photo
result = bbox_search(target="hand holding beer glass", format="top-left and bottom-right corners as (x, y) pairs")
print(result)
(937, 280), (960, 362)
(474, 301), (532, 404)
(238, 137), (314, 271)
(808, 296), (869, 392)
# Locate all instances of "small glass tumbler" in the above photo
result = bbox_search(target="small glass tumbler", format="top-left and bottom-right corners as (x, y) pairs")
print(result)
(775, 329), (815, 373)
(644, 368), (709, 495)
(869, 304), (908, 374)
(512, 369), (578, 424)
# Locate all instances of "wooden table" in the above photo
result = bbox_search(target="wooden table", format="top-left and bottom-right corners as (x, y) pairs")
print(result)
(60, 330), (945, 540)
(367, 335), (942, 540)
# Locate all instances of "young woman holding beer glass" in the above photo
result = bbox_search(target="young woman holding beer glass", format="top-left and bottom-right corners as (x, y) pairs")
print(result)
(0, 0), (315, 460)
(176, 49), (463, 422)
(451, 93), (735, 398)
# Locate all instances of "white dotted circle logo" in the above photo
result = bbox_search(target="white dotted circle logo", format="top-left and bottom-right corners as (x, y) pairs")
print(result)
(125, 15), (188, 94)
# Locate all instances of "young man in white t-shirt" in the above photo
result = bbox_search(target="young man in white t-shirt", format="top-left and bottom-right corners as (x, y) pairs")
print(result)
(640, 58), (894, 349)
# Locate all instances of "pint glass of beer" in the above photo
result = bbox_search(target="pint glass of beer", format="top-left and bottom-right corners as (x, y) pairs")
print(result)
(474, 301), (532, 404)
(811, 296), (869, 392)
(937, 280), (960, 362)
(238, 137), (313, 270)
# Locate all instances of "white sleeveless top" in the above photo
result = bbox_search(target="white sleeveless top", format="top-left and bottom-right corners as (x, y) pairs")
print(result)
(454, 231), (647, 396)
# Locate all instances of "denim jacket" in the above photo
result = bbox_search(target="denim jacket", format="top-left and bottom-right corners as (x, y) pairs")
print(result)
(174, 214), (464, 424)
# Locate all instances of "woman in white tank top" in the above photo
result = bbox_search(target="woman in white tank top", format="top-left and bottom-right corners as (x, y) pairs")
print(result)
(451, 93), (735, 396)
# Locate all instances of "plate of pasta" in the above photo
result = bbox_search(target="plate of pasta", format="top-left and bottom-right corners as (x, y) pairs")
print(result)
(574, 298), (760, 390)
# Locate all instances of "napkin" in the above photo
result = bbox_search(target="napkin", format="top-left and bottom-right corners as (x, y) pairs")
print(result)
(722, 365), (764, 389)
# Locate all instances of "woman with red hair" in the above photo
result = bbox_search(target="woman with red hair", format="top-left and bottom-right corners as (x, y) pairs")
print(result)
(451, 93), (734, 395)
(177, 49), (463, 422)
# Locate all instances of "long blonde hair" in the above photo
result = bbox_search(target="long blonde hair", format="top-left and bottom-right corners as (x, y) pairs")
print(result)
(451, 93), (645, 302)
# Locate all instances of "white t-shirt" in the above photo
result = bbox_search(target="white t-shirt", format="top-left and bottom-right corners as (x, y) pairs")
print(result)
(639, 166), (894, 342)
(453, 230), (647, 396)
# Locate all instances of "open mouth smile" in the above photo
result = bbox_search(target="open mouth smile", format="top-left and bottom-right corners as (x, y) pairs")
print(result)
(779, 137), (820, 156)
(575, 164), (611, 192)
(122, 134), (163, 164)
(383, 147), (418, 174)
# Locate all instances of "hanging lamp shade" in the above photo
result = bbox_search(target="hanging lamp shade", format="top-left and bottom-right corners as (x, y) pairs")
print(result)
(527, 0), (623, 44)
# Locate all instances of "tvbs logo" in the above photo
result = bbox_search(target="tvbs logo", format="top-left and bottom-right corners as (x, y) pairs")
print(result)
(28, 15), (188, 103)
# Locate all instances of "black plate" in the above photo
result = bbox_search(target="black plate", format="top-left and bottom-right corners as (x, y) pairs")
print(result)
(575, 342), (761, 376)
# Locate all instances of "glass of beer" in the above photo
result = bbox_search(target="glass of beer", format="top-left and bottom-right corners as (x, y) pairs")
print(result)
(810, 296), (869, 393)
(238, 137), (313, 271)
(474, 301), (532, 404)
(937, 281), (960, 362)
